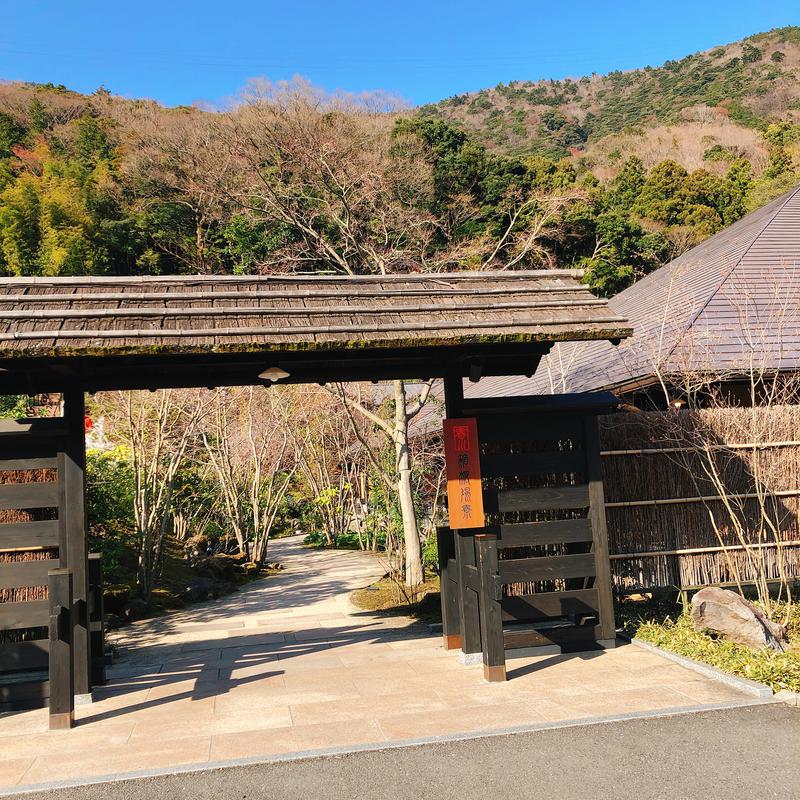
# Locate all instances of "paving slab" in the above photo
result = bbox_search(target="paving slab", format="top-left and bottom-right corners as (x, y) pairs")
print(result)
(0, 534), (765, 793)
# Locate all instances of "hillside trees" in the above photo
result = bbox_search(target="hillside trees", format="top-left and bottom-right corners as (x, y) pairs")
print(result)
(213, 84), (441, 586)
(0, 107), (144, 276)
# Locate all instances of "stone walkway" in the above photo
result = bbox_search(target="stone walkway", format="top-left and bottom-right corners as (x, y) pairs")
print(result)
(0, 536), (756, 792)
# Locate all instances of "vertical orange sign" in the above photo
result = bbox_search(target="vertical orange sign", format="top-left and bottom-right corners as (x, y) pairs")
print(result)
(443, 417), (484, 530)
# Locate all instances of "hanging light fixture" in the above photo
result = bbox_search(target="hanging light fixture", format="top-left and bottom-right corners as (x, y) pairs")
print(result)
(258, 367), (290, 383)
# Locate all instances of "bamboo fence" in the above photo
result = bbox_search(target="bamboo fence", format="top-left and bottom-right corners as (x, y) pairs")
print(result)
(599, 406), (800, 593)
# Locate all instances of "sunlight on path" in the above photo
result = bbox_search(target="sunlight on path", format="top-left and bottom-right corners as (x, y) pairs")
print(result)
(0, 536), (754, 792)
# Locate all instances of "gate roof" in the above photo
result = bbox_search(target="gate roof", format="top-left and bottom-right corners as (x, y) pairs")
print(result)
(0, 270), (629, 393)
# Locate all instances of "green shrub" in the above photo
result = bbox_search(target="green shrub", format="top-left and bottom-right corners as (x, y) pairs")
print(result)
(630, 607), (800, 693)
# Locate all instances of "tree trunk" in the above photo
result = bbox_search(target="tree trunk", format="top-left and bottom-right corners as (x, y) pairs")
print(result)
(394, 381), (424, 588)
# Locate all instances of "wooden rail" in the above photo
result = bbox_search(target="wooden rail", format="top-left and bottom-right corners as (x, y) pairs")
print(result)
(605, 488), (800, 508)
(48, 568), (74, 730)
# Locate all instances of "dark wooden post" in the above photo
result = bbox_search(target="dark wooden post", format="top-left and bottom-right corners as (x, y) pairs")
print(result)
(475, 534), (506, 682)
(436, 527), (462, 650)
(61, 390), (91, 695)
(48, 568), (74, 730)
(88, 553), (106, 686)
(583, 415), (617, 644)
(443, 373), (464, 418)
(455, 531), (482, 656)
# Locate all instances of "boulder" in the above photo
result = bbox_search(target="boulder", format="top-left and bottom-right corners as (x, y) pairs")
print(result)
(691, 587), (787, 652)
(182, 577), (215, 603)
(123, 597), (150, 622)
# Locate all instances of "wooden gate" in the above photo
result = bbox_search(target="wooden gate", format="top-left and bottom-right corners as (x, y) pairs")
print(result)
(0, 393), (94, 715)
(438, 393), (618, 681)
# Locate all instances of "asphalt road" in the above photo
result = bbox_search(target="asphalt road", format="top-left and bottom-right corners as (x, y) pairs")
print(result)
(10, 704), (800, 800)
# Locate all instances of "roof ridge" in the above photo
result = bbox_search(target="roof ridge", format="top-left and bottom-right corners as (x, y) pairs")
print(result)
(660, 184), (800, 367)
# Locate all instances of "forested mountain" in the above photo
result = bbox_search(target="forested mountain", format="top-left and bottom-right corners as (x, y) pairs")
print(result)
(424, 27), (800, 162)
(0, 27), (798, 297)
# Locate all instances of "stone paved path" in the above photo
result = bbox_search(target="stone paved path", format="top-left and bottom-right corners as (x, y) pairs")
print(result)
(0, 535), (760, 793)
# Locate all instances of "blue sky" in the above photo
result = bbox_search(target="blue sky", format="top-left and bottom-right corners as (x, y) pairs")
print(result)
(2, 2), (798, 108)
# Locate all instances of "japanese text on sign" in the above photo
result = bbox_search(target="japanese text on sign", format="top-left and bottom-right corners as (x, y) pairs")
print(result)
(443, 417), (484, 529)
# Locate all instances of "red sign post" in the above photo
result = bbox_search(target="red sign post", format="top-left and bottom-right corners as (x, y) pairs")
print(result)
(443, 417), (484, 529)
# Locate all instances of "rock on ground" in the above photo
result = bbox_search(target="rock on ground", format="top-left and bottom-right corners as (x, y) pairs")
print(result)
(691, 587), (787, 652)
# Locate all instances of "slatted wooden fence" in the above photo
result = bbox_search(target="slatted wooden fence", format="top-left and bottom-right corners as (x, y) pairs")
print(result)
(0, 400), (99, 714)
(0, 419), (66, 708)
(439, 393), (618, 681)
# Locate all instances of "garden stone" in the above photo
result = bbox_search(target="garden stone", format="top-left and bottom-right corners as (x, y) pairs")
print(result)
(123, 598), (150, 622)
(691, 587), (787, 652)
(183, 577), (215, 603)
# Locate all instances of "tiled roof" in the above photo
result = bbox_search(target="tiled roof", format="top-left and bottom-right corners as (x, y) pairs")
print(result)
(464, 184), (800, 399)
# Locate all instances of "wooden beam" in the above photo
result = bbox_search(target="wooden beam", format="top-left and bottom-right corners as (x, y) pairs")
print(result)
(0, 482), (59, 510)
(0, 520), (59, 550)
(504, 624), (602, 652)
(479, 450), (585, 478)
(497, 518), (593, 548)
(436, 527), (462, 651)
(501, 588), (599, 622)
(48, 567), (74, 730)
(584, 415), (616, 642)
(0, 559), (59, 590)
(455, 532), (482, 656)
(476, 535), (506, 682)
(0, 639), (49, 672)
(61, 391), (91, 697)
(0, 457), (59, 471)
(0, 600), (49, 629)
(499, 553), (597, 583)
(489, 485), (590, 513)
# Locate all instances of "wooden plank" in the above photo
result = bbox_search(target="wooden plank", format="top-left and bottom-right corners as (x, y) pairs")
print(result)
(584, 416), (616, 641)
(0, 639), (49, 672)
(479, 450), (585, 478)
(0, 600), (49, 629)
(0, 520), (59, 549)
(464, 392), (620, 416)
(497, 518), (593, 548)
(0, 457), (58, 471)
(0, 440), (65, 460)
(443, 374), (464, 418)
(49, 567), (74, 729)
(0, 482), (59, 510)
(88, 552), (106, 686)
(476, 534), (506, 681)
(477, 415), (584, 444)
(499, 553), (596, 583)
(62, 391), (91, 697)
(0, 559), (59, 589)
(488, 485), (590, 513)
(501, 588), (599, 622)
(504, 624), (601, 652)
(436, 527), (461, 650)
(455, 532), (482, 656)
(0, 419), (67, 437)
(0, 678), (49, 707)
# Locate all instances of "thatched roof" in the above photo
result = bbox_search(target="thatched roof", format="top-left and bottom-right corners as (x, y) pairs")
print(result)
(0, 270), (628, 358)
(464, 184), (800, 398)
(0, 270), (630, 394)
